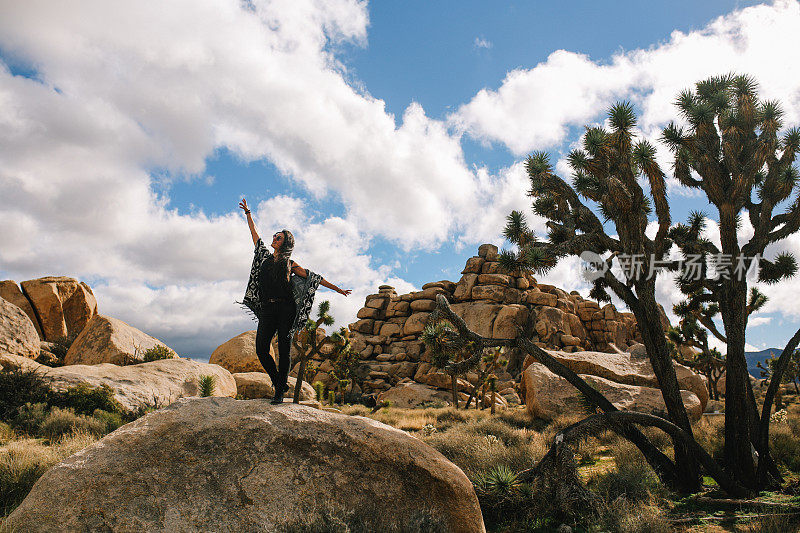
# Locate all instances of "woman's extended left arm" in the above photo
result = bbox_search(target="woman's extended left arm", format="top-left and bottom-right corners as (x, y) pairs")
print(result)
(291, 262), (351, 296)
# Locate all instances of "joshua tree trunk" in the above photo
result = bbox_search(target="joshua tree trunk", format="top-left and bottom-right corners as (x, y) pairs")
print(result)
(450, 373), (459, 409)
(293, 358), (307, 404)
(632, 291), (702, 492)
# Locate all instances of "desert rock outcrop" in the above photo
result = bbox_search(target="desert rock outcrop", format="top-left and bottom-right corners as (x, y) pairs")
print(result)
(522, 362), (703, 421)
(16, 277), (98, 341)
(64, 314), (177, 365)
(210, 330), (273, 373)
(346, 244), (645, 401)
(8, 398), (485, 533)
(0, 298), (40, 359)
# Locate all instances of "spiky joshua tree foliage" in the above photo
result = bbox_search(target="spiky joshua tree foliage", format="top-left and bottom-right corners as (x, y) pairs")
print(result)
(662, 74), (800, 489)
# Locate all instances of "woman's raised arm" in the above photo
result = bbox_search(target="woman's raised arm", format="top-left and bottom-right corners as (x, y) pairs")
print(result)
(239, 198), (260, 246)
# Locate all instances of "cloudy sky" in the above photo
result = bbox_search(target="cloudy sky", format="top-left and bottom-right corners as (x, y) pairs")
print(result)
(2, 0), (800, 359)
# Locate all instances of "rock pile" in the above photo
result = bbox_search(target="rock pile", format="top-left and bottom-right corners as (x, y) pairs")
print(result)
(346, 244), (644, 405)
(0, 277), (97, 342)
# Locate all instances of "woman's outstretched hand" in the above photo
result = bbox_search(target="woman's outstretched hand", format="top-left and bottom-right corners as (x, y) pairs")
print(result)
(339, 288), (352, 296)
(239, 198), (251, 214)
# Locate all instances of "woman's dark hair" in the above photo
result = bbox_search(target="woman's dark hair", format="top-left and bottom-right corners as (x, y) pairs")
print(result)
(272, 229), (295, 284)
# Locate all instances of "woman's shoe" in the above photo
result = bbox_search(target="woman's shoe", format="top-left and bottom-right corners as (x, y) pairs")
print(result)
(270, 385), (286, 404)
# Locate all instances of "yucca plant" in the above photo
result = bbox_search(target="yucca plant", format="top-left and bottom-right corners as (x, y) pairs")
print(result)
(198, 375), (216, 397)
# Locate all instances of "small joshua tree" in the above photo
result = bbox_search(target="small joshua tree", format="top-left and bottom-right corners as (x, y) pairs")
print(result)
(422, 320), (477, 409)
(465, 347), (507, 410)
(291, 301), (335, 403)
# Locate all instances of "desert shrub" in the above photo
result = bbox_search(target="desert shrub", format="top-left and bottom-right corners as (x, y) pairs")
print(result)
(11, 403), (49, 436)
(199, 375), (216, 397)
(92, 409), (124, 434)
(769, 422), (800, 472)
(0, 432), (96, 515)
(0, 423), (13, 446)
(746, 512), (800, 532)
(142, 344), (173, 362)
(49, 383), (123, 416)
(0, 368), (51, 421)
(39, 407), (105, 441)
(596, 498), (671, 533)
(692, 415), (725, 462)
(423, 422), (541, 480)
(593, 441), (665, 504)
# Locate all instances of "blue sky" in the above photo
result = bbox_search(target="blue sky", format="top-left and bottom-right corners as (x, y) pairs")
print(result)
(1, 0), (799, 358)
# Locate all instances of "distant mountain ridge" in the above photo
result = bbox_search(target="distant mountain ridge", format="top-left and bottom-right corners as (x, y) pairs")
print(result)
(746, 348), (783, 379)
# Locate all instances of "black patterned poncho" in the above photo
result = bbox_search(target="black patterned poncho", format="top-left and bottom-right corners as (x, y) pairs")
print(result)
(238, 238), (322, 341)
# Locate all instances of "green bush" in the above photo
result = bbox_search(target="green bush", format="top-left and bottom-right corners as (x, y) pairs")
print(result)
(11, 403), (49, 436)
(142, 345), (173, 362)
(92, 409), (124, 434)
(49, 383), (123, 416)
(0, 368), (51, 421)
(39, 407), (105, 441)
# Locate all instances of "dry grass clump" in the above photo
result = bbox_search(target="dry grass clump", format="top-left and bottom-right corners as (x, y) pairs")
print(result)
(0, 432), (97, 516)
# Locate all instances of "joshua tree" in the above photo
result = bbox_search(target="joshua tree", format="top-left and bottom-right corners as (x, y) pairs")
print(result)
(464, 347), (507, 410)
(500, 102), (701, 491)
(666, 294), (730, 401)
(662, 74), (800, 488)
(422, 320), (478, 409)
(291, 301), (335, 403)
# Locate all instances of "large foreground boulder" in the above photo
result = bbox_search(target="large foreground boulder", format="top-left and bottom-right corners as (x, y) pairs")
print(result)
(64, 314), (177, 365)
(8, 398), (485, 532)
(523, 362), (703, 422)
(0, 298), (40, 359)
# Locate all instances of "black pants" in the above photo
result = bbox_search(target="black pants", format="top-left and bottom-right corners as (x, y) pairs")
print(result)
(255, 300), (296, 393)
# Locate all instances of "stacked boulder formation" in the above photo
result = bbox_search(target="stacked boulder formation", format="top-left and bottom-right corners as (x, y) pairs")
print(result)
(347, 244), (705, 416)
(0, 277), (97, 342)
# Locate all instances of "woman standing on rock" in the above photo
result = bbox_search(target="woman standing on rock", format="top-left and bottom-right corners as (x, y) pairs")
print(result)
(237, 198), (351, 404)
